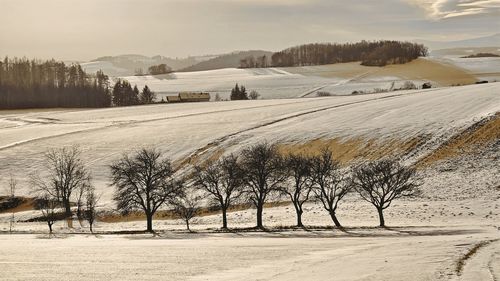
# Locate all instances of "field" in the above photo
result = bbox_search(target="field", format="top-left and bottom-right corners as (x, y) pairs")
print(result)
(118, 57), (490, 100)
(0, 226), (499, 281)
(0, 83), (499, 280)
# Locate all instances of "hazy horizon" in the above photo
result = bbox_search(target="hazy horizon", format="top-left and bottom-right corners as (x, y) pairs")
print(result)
(1, 0), (499, 61)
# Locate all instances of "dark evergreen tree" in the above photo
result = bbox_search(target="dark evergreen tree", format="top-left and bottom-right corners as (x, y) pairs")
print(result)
(230, 83), (249, 100)
(140, 85), (156, 104)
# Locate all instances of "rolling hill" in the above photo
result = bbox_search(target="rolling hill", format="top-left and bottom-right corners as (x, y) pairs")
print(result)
(0, 83), (498, 203)
(178, 50), (273, 72)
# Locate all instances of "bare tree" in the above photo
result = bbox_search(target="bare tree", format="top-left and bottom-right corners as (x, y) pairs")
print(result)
(249, 90), (260, 100)
(241, 143), (286, 229)
(110, 148), (181, 233)
(7, 174), (17, 232)
(171, 189), (201, 232)
(76, 185), (86, 226)
(38, 195), (59, 234)
(84, 186), (100, 233)
(353, 159), (421, 227)
(31, 147), (91, 227)
(9, 213), (15, 233)
(193, 154), (243, 229)
(281, 154), (314, 227)
(8, 174), (17, 198)
(310, 148), (352, 228)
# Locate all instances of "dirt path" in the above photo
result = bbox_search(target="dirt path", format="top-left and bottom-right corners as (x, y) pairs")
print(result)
(459, 239), (500, 281)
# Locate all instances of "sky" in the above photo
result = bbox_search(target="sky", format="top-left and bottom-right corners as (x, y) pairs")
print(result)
(0, 0), (499, 61)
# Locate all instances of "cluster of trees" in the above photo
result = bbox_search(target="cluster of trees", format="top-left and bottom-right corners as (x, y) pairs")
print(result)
(0, 56), (160, 109)
(239, 55), (269, 68)
(270, 41), (428, 67)
(230, 84), (260, 100)
(26, 143), (420, 234)
(230, 84), (248, 100)
(0, 57), (112, 109)
(148, 64), (172, 75)
(112, 80), (156, 106)
(31, 147), (99, 232)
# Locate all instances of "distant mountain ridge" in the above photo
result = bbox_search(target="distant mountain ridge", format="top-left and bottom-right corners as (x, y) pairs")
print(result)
(83, 51), (273, 76)
(82, 54), (218, 76)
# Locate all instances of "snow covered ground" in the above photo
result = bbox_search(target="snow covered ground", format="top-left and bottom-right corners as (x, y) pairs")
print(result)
(0, 83), (499, 202)
(120, 67), (335, 100)
(0, 83), (499, 280)
(432, 56), (500, 82)
(118, 57), (481, 100)
(0, 226), (498, 281)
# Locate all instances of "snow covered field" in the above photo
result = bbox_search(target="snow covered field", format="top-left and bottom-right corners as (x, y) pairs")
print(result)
(0, 83), (499, 280)
(0, 225), (498, 281)
(433, 56), (500, 82)
(0, 83), (499, 201)
(119, 57), (479, 100)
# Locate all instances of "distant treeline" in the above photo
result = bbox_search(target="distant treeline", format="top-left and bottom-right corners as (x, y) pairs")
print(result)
(0, 57), (112, 109)
(461, 53), (500, 58)
(240, 41), (428, 68)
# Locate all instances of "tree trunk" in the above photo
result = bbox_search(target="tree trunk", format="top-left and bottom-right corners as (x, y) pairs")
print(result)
(256, 203), (263, 229)
(186, 219), (190, 231)
(222, 208), (228, 229)
(64, 202), (73, 228)
(48, 222), (53, 233)
(294, 204), (303, 227)
(146, 213), (153, 233)
(329, 211), (342, 228)
(89, 223), (93, 233)
(377, 208), (385, 227)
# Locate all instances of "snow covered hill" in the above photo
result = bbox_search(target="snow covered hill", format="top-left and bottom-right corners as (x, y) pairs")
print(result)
(0, 83), (498, 203)
(119, 58), (480, 100)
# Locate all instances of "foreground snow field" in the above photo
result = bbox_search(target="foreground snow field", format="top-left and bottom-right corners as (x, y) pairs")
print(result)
(0, 225), (499, 281)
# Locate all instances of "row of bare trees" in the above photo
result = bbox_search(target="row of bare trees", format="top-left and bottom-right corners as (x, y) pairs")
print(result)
(193, 143), (420, 230)
(27, 143), (420, 234)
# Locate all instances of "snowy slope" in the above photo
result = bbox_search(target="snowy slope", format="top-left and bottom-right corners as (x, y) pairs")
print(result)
(120, 67), (335, 100)
(119, 58), (480, 100)
(432, 56), (500, 81)
(0, 83), (499, 202)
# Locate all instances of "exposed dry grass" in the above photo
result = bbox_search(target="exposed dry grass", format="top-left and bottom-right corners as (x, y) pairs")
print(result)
(0, 196), (36, 214)
(99, 201), (291, 223)
(277, 136), (428, 165)
(417, 113), (500, 167)
(372, 58), (477, 86)
(282, 58), (477, 86)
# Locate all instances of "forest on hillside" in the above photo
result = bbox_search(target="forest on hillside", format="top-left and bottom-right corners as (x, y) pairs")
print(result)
(0, 57), (111, 109)
(240, 41), (428, 68)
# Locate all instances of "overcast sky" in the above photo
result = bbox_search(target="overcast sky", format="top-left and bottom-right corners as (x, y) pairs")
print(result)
(0, 0), (498, 61)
